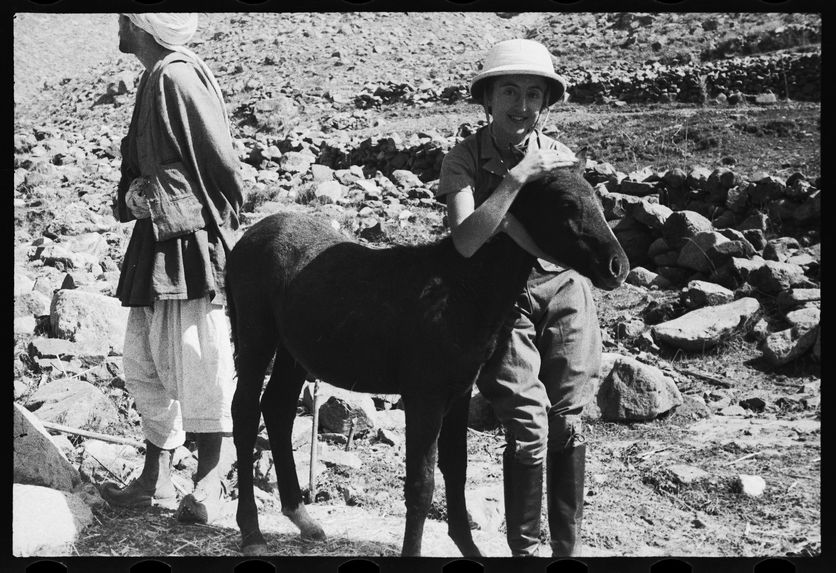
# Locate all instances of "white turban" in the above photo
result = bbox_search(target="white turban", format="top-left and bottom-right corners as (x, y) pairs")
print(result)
(123, 13), (229, 131)
(125, 13), (198, 49)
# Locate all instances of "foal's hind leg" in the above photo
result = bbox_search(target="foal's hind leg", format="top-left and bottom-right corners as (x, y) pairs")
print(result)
(260, 344), (325, 541)
(400, 392), (446, 556)
(438, 389), (482, 556)
(232, 337), (276, 555)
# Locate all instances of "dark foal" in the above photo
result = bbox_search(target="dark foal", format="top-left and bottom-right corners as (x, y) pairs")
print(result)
(225, 157), (629, 557)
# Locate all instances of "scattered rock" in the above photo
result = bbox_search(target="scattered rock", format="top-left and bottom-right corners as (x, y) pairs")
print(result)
(14, 316), (38, 338)
(315, 180), (346, 204)
(14, 291), (52, 318)
(761, 325), (819, 367)
(735, 474), (766, 497)
(763, 237), (800, 262)
(747, 260), (808, 294)
(652, 297), (760, 351)
(376, 427), (402, 447)
(615, 318), (646, 339)
(13, 402), (82, 492)
(626, 266), (670, 289)
(676, 231), (729, 272)
(662, 210), (713, 249)
(739, 396), (766, 412)
(27, 379), (120, 433)
(680, 280), (734, 309)
(13, 483), (94, 557)
(465, 485), (505, 532)
(28, 337), (84, 359)
(79, 440), (141, 482)
(591, 354), (683, 422)
(50, 289), (130, 355)
(668, 464), (710, 485)
(784, 305), (820, 331)
(15, 269), (35, 297)
(279, 151), (316, 173)
(390, 169), (424, 189)
(319, 446), (363, 470)
(673, 394), (712, 420)
(318, 394), (377, 436)
(719, 405), (747, 416)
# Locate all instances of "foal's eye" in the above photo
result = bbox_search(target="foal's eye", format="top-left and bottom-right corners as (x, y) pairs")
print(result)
(557, 199), (579, 214)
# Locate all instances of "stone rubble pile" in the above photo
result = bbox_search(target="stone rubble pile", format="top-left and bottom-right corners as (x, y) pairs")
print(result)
(563, 52), (820, 104)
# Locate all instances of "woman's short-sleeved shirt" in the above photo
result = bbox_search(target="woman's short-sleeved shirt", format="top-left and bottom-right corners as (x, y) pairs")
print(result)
(436, 126), (574, 207)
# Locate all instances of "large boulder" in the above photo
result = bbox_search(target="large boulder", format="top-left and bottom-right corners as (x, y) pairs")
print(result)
(49, 289), (129, 355)
(601, 191), (643, 219)
(746, 261), (808, 294)
(729, 256), (768, 284)
(13, 484), (94, 557)
(79, 440), (142, 483)
(390, 169), (424, 189)
(613, 225), (655, 268)
(279, 151), (316, 173)
(629, 200), (672, 230)
(794, 190), (821, 226)
(662, 210), (713, 250)
(761, 321), (820, 367)
(591, 355), (682, 422)
(676, 231), (729, 272)
(680, 280), (734, 310)
(763, 237), (801, 263)
(38, 244), (101, 273)
(14, 290), (52, 318)
(465, 485), (505, 533)
(318, 394), (377, 436)
(706, 239), (757, 269)
(27, 379), (120, 433)
(13, 403), (82, 492)
(314, 180), (346, 204)
(652, 297), (761, 351)
(626, 266), (670, 289)
(14, 268), (35, 297)
(785, 305), (820, 332)
(63, 232), (110, 260)
(776, 288), (820, 309)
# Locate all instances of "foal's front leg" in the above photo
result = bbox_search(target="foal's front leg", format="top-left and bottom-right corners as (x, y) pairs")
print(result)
(401, 394), (445, 557)
(438, 388), (482, 556)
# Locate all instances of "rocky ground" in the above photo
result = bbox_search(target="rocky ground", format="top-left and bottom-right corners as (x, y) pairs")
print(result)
(12, 12), (820, 563)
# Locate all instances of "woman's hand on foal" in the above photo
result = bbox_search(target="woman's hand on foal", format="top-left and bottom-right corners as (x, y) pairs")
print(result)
(510, 145), (577, 185)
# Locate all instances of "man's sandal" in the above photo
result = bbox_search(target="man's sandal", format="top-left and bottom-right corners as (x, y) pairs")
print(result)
(175, 480), (228, 525)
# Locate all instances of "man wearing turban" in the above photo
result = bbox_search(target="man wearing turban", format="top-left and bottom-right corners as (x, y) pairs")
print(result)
(100, 13), (243, 526)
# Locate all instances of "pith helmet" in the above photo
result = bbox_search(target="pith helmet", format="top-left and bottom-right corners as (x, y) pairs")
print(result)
(470, 39), (568, 106)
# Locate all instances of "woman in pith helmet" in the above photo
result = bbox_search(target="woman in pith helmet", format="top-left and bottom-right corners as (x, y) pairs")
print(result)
(435, 38), (602, 557)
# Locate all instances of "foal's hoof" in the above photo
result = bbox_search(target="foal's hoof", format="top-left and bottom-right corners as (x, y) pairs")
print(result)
(300, 523), (326, 541)
(242, 543), (269, 556)
(283, 507), (327, 541)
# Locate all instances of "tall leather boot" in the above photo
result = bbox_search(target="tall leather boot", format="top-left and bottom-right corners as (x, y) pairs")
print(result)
(503, 449), (544, 556)
(547, 444), (586, 557)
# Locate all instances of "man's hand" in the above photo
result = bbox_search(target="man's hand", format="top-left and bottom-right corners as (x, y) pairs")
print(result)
(126, 177), (152, 219)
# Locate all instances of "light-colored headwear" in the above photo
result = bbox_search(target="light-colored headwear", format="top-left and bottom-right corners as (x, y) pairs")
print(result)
(470, 39), (568, 107)
(124, 13), (230, 131)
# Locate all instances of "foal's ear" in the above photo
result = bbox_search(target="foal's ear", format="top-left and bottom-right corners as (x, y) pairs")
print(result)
(574, 147), (589, 177)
